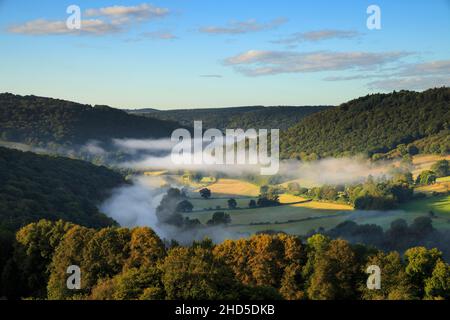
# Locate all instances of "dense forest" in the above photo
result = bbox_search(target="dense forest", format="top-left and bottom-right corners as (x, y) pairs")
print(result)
(0, 87), (448, 301)
(1, 220), (448, 300)
(0, 147), (124, 232)
(130, 105), (331, 131)
(322, 217), (450, 261)
(281, 88), (450, 159)
(0, 93), (182, 148)
(2, 89), (448, 162)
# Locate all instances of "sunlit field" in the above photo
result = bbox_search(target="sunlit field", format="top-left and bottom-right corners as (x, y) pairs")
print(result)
(194, 178), (260, 197)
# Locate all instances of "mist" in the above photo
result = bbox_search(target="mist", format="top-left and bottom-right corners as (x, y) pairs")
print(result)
(279, 157), (392, 186)
(96, 137), (401, 245)
(99, 176), (245, 244)
(99, 176), (167, 236)
(323, 212), (450, 261)
(102, 138), (394, 186)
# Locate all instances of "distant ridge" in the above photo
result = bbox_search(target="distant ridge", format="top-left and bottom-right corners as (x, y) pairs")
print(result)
(281, 87), (450, 159)
(129, 105), (332, 131)
(0, 93), (183, 147)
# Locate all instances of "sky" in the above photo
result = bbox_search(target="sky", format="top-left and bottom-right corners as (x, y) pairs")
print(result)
(0, 0), (449, 109)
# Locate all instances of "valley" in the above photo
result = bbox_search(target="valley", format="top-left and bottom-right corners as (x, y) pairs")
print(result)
(136, 152), (450, 238)
(1, 0), (449, 302)
(0, 89), (448, 301)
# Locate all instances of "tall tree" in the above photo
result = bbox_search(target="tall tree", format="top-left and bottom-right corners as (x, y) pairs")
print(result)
(47, 225), (96, 299)
(160, 246), (238, 300)
(199, 188), (212, 199)
(125, 227), (166, 270)
(307, 239), (360, 300)
(14, 220), (73, 298)
(404, 247), (442, 298)
(82, 228), (131, 290)
(424, 260), (450, 300)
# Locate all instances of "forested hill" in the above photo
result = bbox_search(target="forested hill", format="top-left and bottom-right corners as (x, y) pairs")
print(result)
(130, 105), (332, 131)
(0, 147), (124, 231)
(281, 88), (450, 159)
(0, 93), (182, 147)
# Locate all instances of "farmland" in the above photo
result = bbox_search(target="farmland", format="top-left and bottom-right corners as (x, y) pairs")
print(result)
(177, 168), (450, 236)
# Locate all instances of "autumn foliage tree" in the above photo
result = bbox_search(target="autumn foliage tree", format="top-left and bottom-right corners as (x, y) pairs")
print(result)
(3, 220), (449, 301)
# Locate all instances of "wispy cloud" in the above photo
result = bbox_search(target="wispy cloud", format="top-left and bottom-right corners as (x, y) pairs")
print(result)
(324, 74), (384, 81)
(200, 74), (223, 78)
(124, 31), (177, 43)
(325, 59), (450, 91)
(85, 3), (168, 20)
(273, 29), (361, 45)
(140, 31), (177, 40)
(368, 76), (450, 91)
(7, 18), (124, 35)
(199, 18), (287, 35)
(113, 138), (175, 153)
(397, 60), (450, 77)
(7, 3), (169, 36)
(224, 50), (410, 76)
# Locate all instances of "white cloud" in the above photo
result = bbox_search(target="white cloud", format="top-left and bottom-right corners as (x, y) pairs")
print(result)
(7, 3), (169, 36)
(224, 50), (410, 76)
(85, 3), (169, 23)
(200, 18), (287, 35)
(81, 140), (107, 155)
(113, 138), (176, 153)
(200, 74), (223, 78)
(141, 31), (177, 40)
(324, 59), (450, 91)
(324, 74), (384, 81)
(273, 29), (360, 45)
(397, 60), (450, 77)
(368, 76), (450, 91)
(8, 18), (122, 35)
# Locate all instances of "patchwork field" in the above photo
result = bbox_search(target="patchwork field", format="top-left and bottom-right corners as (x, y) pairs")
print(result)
(223, 198), (450, 236)
(194, 178), (260, 197)
(278, 194), (353, 210)
(174, 154), (450, 236)
(410, 154), (450, 177)
(415, 176), (450, 195)
(189, 197), (259, 210)
(399, 194), (450, 217)
(185, 192), (450, 236)
(187, 204), (349, 224)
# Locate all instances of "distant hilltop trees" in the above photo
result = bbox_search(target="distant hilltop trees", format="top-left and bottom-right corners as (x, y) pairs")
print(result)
(0, 93), (182, 148)
(281, 87), (450, 159)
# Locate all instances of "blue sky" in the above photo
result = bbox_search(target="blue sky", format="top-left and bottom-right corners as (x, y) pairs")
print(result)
(0, 0), (449, 109)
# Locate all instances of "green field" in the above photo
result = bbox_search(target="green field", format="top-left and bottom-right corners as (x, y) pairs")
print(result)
(183, 194), (450, 236)
(398, 195), (450, 217)
(186, 204), (348, 225)
(226, 216), (349, 236)
(178, 171), (450, 236)
(438, 176), (450, 183)
(189, 197), (258, 211)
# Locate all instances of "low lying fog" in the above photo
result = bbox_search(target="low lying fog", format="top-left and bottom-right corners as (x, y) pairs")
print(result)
(94, 138), (398, 243)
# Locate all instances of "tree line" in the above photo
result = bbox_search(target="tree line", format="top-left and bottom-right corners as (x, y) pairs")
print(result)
(0, 147), (125, 232)
(281, 88), (450, 159)
(132, 105), (331, 132)
(0, 93), (181, 148)
(0, 219), (448, 300)
(287, 161), (449, 210)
